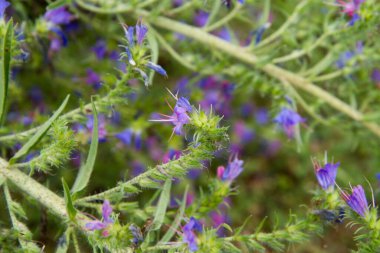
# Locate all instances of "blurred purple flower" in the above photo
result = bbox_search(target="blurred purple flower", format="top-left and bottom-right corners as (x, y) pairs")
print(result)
(194, 10), (209, 27)
(183, 217), (202, 252)
(210, 210), (230, 237)
(255, 108), (268, 125)
(92, 40), (107, 60)
(86, 115), (107, 142)
(129, 224), (143, 245)
(115, 128), (133, 146)
(222, 0), (245, 8)
(274, 108), (305, 138)
(44, 7), (74, 25)
(372, 69), (380, 87)
(341, 185), (369, 217)
(85, 68), (102, 90)
(0, 0), (10, 19)
(313, 160), (340, 190)
(163, 149), (182, 163)
(233, 121), (254, 144)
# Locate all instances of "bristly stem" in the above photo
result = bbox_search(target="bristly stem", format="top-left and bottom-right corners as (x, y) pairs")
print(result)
(132, 9), (380, 138)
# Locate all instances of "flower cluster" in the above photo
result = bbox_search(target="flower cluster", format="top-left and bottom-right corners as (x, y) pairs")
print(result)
(312, 156), (370, 218)
(336, 0), (365, 25)
(85, 200), (114, 237)
(121, 20), (167, 86)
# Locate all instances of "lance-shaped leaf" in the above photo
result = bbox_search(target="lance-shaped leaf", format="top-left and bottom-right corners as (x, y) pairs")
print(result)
(159, 185), (188, 243)
(150, 179), (172, 231)
(62, 178), (77, 221)
(10, 95), (70, 163)
(47, 0), (71, 10)
(0, 19), (13, 125)
(71, 98), (98, 194)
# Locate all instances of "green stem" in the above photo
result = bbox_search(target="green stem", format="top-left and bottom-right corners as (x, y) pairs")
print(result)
(134, 9), (380, 138)
(203, 4), (242, 32)
(0, 158), (67, 219)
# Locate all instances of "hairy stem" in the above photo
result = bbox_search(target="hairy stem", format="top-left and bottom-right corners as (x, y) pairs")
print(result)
(0, 158), (67, 219)
(135, 10), (380, 138)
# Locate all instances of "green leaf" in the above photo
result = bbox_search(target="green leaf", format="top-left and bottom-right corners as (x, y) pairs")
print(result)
(147, 32), (159, 85)
(159, 185), (188, 243)
(62, 178), (77, 221)
(10, 95), (70, 163)
(55, 228), (71, 253)
(150, 179), (172, 231)
(0, 19), (14, 125)
(71, 98), (98, 194)
(47, 0), (71, 10)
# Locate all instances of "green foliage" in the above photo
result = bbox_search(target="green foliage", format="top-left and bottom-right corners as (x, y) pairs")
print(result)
(27, 118), (76, 173)
(71, 98), (99, 194)
(0, 19), (13, 125)
(10, 95), (71, 163)
(62, 178), (77, 221)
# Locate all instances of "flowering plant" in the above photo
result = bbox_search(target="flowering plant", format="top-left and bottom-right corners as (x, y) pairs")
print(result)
(0, 0), (380, 252)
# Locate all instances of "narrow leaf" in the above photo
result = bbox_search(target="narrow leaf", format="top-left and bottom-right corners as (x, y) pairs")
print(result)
(71, 98), (98, 193)
(150, 179), (172, 231)
(159, 185), (188, 243)
(47, 0), (70, 10)
(0, 19), (14, 125)
(62, 178), (77, 221)
(10, 95), (70, 163)
(147, 32), (159, 84)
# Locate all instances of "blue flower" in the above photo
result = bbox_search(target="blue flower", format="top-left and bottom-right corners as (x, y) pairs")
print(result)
(136, 20), (148, 45)
(0, 0), (10, 19)
(221, 157), (244, 182)
(183, 217), (202, 252)
(146, 62), (167, 77)
(151, 96), (192, 136)
(129, 224), (144, 245)
(313, 160), (340, 190)
(341, 185), (369, 217)
(44, 7), (73, 25)
(115, 128), (133, 146)
(274, 108), (305, 138)
(92, 40), (107, 60)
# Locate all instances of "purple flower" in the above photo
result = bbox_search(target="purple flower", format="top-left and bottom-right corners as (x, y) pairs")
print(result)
(341, 185), (369, 217)
(129, 224), (143, 245)
(163, 149), (182, 163)
(233, 121), (254, 144)
(151, 97), (192, 136)
(85, 200), (114, 237)
(371, 69), (380, 84)
(210, 211), (230, 237)
(44, 7), (74, 25)
(274, 108), (305, 138)
(313, 160), (340, 190)
(194, 10), (209, 27)
(85, 68), (102, 90)
(92, 40), (107, 60)
(136, 20), (148, 45)
(183, 217), (202, 252)
(116, 128), (133, 146)
(0, 0), (10, 19)
(220, 157), (244, 182)
(86, 115), (107, 142)
(146, 62), (167, 77)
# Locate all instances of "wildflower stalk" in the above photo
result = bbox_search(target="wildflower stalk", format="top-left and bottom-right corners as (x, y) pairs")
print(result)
(76, 110), (228, 203)
(0, 157), (67, 219)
